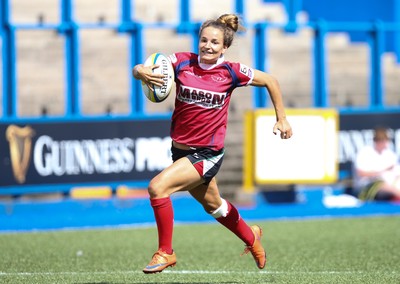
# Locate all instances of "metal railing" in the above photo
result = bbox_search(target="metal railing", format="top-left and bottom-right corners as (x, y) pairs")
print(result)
(1, 0), (400, 121)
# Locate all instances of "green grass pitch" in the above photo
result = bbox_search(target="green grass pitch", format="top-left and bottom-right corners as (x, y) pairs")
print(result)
(0, 216), (399, 283)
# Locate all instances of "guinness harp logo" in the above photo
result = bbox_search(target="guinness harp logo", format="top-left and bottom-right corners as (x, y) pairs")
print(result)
(5, 125), (35, 184)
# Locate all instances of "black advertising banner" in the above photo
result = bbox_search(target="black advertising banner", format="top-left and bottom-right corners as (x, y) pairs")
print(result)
(0, 119), (172, 187)
(339, 111), (400, 175)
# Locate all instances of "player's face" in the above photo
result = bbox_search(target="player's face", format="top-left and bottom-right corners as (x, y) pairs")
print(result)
(199, 27), (227, 64)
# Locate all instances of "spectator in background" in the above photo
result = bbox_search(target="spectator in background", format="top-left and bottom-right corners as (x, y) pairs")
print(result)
(353, 126), (400, 201)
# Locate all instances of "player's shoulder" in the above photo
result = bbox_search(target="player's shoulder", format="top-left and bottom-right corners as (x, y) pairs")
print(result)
(223, 61), (254, 79)
(169, 52), (197, 64)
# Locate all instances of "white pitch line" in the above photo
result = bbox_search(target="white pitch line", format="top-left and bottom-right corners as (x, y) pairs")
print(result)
(0, 270), (399, 276)
(163, 270), (400, 275)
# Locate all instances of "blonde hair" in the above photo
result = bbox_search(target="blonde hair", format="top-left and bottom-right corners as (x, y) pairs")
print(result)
(200, 14), (245, 48)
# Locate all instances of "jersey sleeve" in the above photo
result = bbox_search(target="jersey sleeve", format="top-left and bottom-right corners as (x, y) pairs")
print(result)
(168, 53), (179, 68)
(168, 52), (194, 69)
(231, 62), (255, 87)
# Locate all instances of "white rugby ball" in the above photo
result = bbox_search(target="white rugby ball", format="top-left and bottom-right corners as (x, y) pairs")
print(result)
(141, 53), (174, 103)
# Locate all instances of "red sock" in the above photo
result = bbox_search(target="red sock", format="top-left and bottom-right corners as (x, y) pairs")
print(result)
(150, 197), (174, 254)
(216, 201), (255, 246)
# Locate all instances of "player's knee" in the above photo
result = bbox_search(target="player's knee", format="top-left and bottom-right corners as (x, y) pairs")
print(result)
(148, 178), (168, 199)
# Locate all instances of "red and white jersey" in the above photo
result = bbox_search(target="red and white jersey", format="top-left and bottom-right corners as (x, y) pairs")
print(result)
(168, 52), (254, 150)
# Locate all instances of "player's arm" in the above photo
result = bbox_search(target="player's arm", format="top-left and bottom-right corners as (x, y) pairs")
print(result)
(250, 69), (293, 139)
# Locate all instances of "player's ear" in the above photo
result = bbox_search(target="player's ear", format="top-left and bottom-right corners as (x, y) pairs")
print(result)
(221, 46), (228, 54)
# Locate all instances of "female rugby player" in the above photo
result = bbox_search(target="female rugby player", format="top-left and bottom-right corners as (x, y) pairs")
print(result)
(133, 13), (293, 274)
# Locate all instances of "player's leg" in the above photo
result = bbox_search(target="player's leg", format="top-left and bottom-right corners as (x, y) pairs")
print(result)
(190, 179), (252, 245)
(148, 156), (204, 199)
(143, 157), (204, 274)
(189, 179), (266, 269)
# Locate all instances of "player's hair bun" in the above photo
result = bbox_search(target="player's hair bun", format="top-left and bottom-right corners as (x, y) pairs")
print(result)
(217, 14), (239, 32)
(199, 14), (245, 48)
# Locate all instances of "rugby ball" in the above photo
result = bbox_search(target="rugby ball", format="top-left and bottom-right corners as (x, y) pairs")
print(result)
(141, 53), (174, 103)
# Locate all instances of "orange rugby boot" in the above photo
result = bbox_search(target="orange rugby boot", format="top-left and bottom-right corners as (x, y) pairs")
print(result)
(241, 225), (267, 269)
(143, 249), (177, 274)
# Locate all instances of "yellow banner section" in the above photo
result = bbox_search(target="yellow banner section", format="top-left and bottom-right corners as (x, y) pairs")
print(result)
(243, 108), (339, 193)
(70, 186), (112, 199)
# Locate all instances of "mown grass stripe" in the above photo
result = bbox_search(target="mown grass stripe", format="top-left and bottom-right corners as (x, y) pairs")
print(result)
(1, 270), (399, 276)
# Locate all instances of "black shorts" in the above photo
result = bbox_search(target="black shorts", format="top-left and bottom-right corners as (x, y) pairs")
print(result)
(171, 144), (225, 184)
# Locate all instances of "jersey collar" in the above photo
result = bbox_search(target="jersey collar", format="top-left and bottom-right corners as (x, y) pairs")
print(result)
(198, 55), (225, 70)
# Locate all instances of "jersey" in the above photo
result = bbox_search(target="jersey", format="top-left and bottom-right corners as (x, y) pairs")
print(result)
(168, 52), (254, 150)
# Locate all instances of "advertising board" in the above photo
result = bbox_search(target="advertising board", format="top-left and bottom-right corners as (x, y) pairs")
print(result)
(0, 119), (172, 190)
(243, 108), (338, 190)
